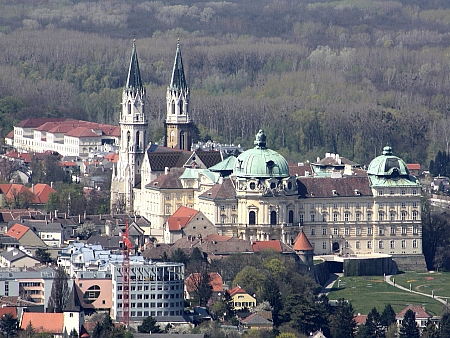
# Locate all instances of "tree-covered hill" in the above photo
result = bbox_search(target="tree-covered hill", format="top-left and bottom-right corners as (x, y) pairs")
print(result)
(1, 0), (450, 166)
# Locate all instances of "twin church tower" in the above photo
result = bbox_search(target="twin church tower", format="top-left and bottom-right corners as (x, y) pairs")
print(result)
(110, 41), (197, 213)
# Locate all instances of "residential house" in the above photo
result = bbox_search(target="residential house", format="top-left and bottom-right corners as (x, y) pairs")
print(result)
(163, 206), (217, 244)
(185, 272), (223, 301)
(5, 223), (46, 247)
(0, 248), (40, 268)
(227, 285), (256, 311)
(239, 313), (273, 330)
(396, 305), (438, 330)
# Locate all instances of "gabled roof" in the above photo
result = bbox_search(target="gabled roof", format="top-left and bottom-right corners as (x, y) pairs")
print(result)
(105, 153), (119, 163)
(0, 307), (16, 318)
(16, 118), (72, 128)
(396, 305), (431, 320)
(241, 313), (273, 326)
(185, 272), (223, 293)
(20, 313), (64, 333)
(0, 249), (34, 263)
(6, 223), (30, 240)
(227, 285), (250, 297)
(289, 163), (313, 177)
(192, 150), (223, 169)
(147, 151), (191, 172)
(0, 184), (32, 200)
(66, 127), (101, 138)
(146, 168), (185, 189)
(30, 184), (56, 204)
(209, 156), (236, 172)
(199, 178), (236, 200)
(167, 206), (199, 231)
(293, 231), (314, 251)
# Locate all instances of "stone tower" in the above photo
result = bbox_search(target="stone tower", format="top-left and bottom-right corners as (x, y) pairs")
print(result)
(164, 41), (196, 150)
(110, 41), (148, 214)
(293, 230), (315, 276)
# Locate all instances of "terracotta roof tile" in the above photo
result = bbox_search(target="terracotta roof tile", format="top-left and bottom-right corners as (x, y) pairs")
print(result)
(6, 223), (30, 240)
(407, 164), (421, 170)
(146, 168), (185, 189)
(195, 150), (223, 168)
(293, 231), (314, 251)
(252, 240), (282, 253)
(167, 206), (199, 231)
(30, 184), (56, 204)
(0, 307), (16, 318)
(227, 285), (248, 297)
(65, 127), (101, 138)
(16, 118), (72, 128)
(289, 164), (313, 176)
(20, 313), (64, 333)
(185, 272), (223, 293)
(396, 305), (431, 320)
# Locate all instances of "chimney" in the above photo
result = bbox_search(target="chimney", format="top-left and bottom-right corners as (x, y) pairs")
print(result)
(54, 210), (58, 219)
(78, 214), (81, 223)
(219, 177), (223, 184)
(165, 167), (169, 175)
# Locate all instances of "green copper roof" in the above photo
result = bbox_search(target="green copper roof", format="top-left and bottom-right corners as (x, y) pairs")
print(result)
(169, 42), (187, 91)
(233, 130), (289, 178)
(126, 41), (144, 92)
(367, 146), (410, 177)
(209, 156), (236, 172)
(369, 176), (420, 187)
(180, 168), (220, 183)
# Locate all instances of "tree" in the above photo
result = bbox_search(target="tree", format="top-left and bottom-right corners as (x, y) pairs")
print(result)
(137, 316), (160, 333)
(4, 187), (35, 209)
(398, 309), (419, 338)
(47, 266), (70, 313)
(440, 312), (450, 337)
(35, 248), (52, 264)
(76, 221), (96, 240)
(170, 248), (190, 266)
(422, 320), (440, 338)
(359, 308), (385, 338)
(0, 313), (19, 338)
(186, 268), (212, 307)
(380, 304), (396, 329)
(69, 329), (78, 338)
(232, 266), (265, 298)
(24, 321), (35, 338)
(330, 299), (356, 338)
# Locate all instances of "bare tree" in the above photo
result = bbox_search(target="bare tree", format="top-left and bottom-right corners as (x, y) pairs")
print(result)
(47, 266), (70, 313)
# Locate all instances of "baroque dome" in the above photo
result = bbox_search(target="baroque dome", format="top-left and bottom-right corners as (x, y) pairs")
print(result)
(233, 129), (289, 178)
(367, 146), (410, 177)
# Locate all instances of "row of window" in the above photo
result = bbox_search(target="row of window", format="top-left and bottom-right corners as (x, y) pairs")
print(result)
(300, 210), (419, 223)
(314, 239), (419, 250)
(378, 189), (418, 196)
(117, 293), (182, 300)
(117, 310), (182, 317)
(117, 301), (182, 308)
(310, 225), (419, 236)
(300, 201), (418, 209)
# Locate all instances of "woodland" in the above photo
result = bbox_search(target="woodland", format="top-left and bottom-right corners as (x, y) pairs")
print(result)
(1, 0), (450, 165)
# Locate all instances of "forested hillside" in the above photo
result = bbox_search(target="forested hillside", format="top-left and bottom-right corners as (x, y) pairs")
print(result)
(1, 0), (450, 166)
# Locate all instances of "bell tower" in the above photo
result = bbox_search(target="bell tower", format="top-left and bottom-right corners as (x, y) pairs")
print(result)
(165, 41), (197, 150)
(111, 41), (148, 214)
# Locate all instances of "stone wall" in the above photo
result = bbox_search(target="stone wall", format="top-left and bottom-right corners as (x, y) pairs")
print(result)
(392, 254), (427, 272)
(344, 257), (397, 276)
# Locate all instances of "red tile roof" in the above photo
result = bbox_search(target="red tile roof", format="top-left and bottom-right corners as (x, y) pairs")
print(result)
(105, 153), (119, 163)
(203, 234), (232, 242)
(30, 184), (56, 204)
(65, 127), (101, 138)
(0, 307), (16, 318)
(185, 272), (223, 293)
(167, 206), (199, 231)
(289, 164), (313, 176)
(293, 231), (314, 251)
(5, 131), (13, 139)
(20, 313), (64, 333)
(252, 240), (282, 253)
(354, 314), (367, 325)
(396, 305), (431, 320)
(407, 164), (421, 170)
(16, 118), (73, 128)
(6, 223), (30, 240)
(227, 285), (248, 297)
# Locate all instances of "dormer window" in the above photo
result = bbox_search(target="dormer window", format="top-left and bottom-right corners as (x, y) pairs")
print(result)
(332, 190), (338, 196)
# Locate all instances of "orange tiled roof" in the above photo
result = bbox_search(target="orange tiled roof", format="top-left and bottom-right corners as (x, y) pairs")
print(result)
(105, 153), (119, 163)
(6, 223), (30, 240)
(252, 240), (282, 253)
(0, 307), (16, 318)
(396, 305), (431, 320)
(167, 206), (199, 231)
(293, 231), (314, 251)
(185, 272), (223, 293)
(227, 285), (248, 297)
(20, 313), (64, 333)
(30, 184), (56, 204)
(407, 164), (421, 170)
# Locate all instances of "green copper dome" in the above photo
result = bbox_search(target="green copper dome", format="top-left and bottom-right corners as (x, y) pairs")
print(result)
(367, 146), (410, 177)
(233, 130), (289, 178)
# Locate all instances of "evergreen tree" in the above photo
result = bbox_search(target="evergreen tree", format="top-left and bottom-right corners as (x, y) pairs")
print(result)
(35, 248), (53, 264)
(422, 320), (440, 338)
(47, 266), (70, 313)
(380, 304), (396, 329)
(440, 312), (450, 337)
(261, 275), (283, 325)
(137, 316), (160, 333)
(398, 309), (419, 338)
(330, 299), (356, 338)
(69, 329), (78, 338)
(0, 313), (19, 338)
(25, 321), (35, 338)
(361, 308), (385, 338)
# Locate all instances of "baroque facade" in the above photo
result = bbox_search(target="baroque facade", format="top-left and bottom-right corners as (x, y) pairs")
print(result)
(111, 43), (423, 260)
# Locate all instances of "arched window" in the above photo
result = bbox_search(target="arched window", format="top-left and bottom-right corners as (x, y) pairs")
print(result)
(127, 131), (131, 150)
(288, 210), (294, 224)
(249, 211), (256, 225)
(180, 131), (185, 150)
(127, 101), (131, 114)
(179, 100), (183, 115)
(171, 100), (175, 114)
(270, 211), (277, 225)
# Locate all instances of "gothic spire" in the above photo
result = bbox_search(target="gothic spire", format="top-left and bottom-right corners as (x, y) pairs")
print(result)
(126, 40), (143, 92)
(169, 40), (187, 91)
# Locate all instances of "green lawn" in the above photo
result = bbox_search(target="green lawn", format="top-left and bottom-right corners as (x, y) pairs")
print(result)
(327, 276), (445, 316)
(390, 271), (450, 299)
